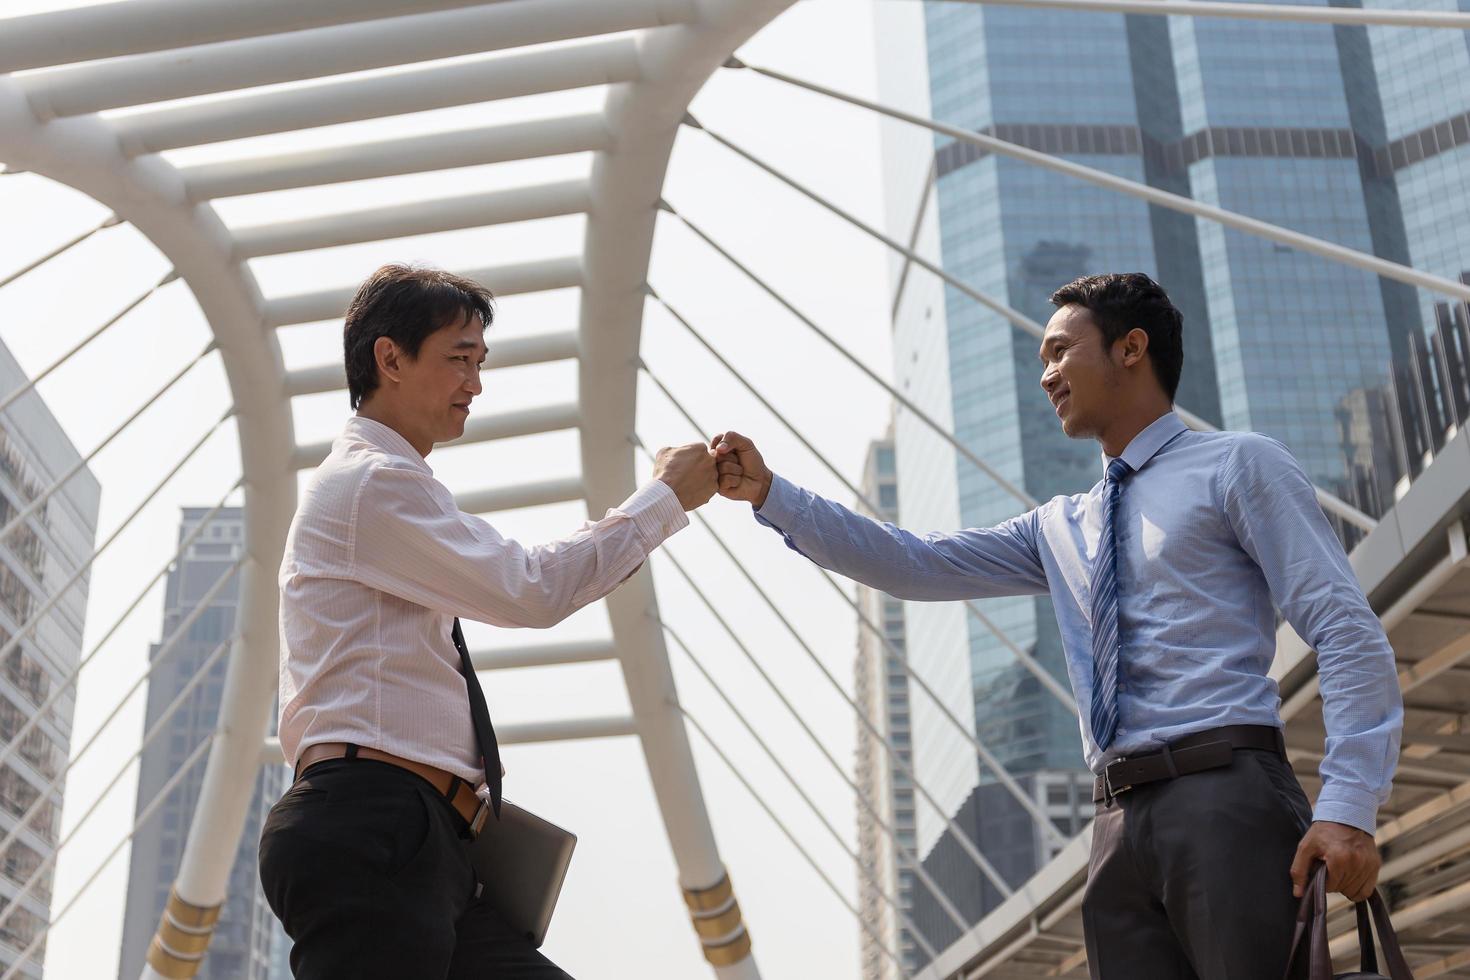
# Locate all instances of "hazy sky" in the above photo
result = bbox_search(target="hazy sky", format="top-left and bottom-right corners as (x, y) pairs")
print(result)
(0, 3), (903, 978)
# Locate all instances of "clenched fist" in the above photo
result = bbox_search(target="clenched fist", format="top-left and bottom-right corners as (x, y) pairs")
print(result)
(654, 442), (719, 511)
(711, 431), (773, 508)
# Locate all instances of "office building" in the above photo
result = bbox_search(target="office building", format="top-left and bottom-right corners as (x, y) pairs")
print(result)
(0, 340), (100, 978)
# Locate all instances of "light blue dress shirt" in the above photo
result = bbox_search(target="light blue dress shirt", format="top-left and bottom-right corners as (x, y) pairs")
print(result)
(754, 412), (1402, 833)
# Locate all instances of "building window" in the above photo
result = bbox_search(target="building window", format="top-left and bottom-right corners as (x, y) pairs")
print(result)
(4, 650), (49, 707)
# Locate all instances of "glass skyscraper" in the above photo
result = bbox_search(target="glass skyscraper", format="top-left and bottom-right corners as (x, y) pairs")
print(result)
(874, 0), (1468, 963)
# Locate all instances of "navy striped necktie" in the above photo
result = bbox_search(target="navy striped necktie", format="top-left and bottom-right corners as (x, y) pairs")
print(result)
(1090, 457), (1133, 751)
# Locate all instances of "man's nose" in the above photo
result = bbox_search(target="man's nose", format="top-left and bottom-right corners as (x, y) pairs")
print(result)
(1040, 369), (1058, 393)
(466, 369), (483, 397)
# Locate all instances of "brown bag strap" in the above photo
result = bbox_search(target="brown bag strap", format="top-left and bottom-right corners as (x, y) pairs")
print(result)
(1283, 864), (1416, 980)
(1283, 865), (1332, 980)
(1365, 888), (1415, 980)
(1357, 902), (1378, 974)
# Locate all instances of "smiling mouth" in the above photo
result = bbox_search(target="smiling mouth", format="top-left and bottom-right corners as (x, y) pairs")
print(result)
(1053, 392), (1070, 417)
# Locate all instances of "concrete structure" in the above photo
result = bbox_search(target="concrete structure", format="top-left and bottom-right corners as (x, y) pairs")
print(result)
(118, 508), (288, 980)
(0, 339), (100, 979)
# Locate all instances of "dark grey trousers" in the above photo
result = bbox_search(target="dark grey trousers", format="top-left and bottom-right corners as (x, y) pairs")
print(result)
(1082, 748), (1313, 980)
(259, 758), (574, 980)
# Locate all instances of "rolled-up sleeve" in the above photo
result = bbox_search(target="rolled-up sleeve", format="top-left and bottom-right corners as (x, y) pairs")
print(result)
(754, 473), (1049, 601)
(351, 464), (687, 629)
(1219, 435), (1402, 833)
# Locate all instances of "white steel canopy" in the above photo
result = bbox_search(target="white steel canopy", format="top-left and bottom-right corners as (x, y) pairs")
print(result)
(0, 1), (797, 976)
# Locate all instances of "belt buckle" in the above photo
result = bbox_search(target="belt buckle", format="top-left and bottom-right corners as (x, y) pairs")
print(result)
(469, 799), (491, 838)
(1105, 758), (1133, 799)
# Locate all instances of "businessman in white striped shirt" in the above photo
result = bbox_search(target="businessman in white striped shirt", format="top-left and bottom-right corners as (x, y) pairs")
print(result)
(259, 264), (721, 979)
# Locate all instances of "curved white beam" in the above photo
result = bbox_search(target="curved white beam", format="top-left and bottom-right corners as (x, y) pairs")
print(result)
(21, 0), (698, 119)
(576, 2), (795, 975)
(469, 638), (617, 671)
(291, 402), (581, 470)
(113, 37), (643, 155)
(497, 715), (638, 744)
(182, 115), (612, 200)
(0, 0), (509, 74)
(266, 257), (583, 328)
(261, 717), (639, 763)
(233, 180), (592, 258)
(455, 475), (585, 515)
(284, 329), (580, 398)
(0, 73), (296, 975)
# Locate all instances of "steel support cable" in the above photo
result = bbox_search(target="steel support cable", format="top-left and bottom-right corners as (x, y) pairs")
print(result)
(0, 635), (231, 931)
(637, 336), (1077, 712)
(673, 126), (1380, 535)
(0, 269), (180, 418)
(633, 439), (974, 934)
(654, 543), (1014, 897)
(0, 339), (218, 550)
(722, 61), (1470, 308)
(645, 274), (1035, 511)
(0, 477), (241, 774)
(635, 421), (1067, 847)
(0, 734), (214, 980)
(0, 408), (234, 689)
(656, 615), (948, 959)
(921, 0), (1470, 29)
(691, 503), (1066, 847)
(0, 556), (243, 860)
(677, 704), (914, 980)
(0, 214), (121, 293)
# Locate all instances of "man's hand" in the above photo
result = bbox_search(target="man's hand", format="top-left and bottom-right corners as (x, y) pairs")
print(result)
(653, 442), (719, 511)
(711, 430), (773, 508)
(1290, 820), (1380, 901)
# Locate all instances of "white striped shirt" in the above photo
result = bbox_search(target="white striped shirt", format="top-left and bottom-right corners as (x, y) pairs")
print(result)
(278, 416), (687, 783)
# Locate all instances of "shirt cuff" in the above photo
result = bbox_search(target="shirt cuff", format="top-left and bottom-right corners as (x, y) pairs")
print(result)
(1312, 784), (1379, 836)
(753, 473), (801, 530)
(621, 480), (689, 547)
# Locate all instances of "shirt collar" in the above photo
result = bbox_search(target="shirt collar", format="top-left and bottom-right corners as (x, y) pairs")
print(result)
(1102, 411), (1187, 477)
(345, 416), (432, 474)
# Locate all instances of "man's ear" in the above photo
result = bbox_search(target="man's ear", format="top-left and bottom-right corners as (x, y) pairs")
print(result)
(373, 336), (404, 386)
(1120, 327), (1150, 369)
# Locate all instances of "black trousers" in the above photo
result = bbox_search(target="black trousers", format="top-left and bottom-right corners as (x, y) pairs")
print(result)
(1083, 748), (1313, 980)
(258, 758), (574, 980)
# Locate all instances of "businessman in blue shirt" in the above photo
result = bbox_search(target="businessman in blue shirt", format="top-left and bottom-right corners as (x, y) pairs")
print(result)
(712, 273), (1401, 979)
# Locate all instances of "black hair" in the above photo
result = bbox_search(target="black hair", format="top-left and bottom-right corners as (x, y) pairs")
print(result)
(1049, 272), (1184, 400)
(343, 264), (495, 409)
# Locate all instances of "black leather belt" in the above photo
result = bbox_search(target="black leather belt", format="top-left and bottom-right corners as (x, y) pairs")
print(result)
(1093, 724), (1286, 803)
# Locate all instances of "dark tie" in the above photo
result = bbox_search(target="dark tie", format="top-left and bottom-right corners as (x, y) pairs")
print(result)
(1090, 457), (1133, 751)
(451, 618), (503, 819)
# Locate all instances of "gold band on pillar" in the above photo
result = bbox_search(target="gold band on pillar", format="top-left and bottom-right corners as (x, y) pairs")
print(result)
(165, 888), (222, 928)
(691, 899), (743, 939)
(144, 888), (222, 978)
(682, 872), (734, 912)
(683, 873), (753, 966)
(703, 927), (753, 967)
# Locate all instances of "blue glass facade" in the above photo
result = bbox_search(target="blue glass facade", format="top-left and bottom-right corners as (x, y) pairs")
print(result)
(891, 0), (1470, 960)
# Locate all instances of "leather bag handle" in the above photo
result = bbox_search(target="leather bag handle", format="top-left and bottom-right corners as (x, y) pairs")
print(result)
(1364, 888), (1414, 979)
(1282, 864), (1415, 980)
